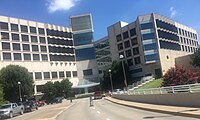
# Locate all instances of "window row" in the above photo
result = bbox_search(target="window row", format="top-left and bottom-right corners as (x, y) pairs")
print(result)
(116, 28), (136, 41)
(48, 46), (74, 54)
(178, 28), (197, 40)
(181, 45), (197, 53)
(118, 47), (140, 58)
(2, 43), (47, 52)
(156, 19), (178, 33)
(117, 38), (138, 50)
(159, 40), (181, 51)
(2, 52), (48, 61)
(158, 30), (179, 42)
(47, 29), (72, 38)
(126, 57), (141, 66)
(49, 55), (75, 61)
(180, 37), (198, 46)
(47, 37), (73, 46)
(0, 32), (46, 43)
(34, 71), (77, 80)
(0, 22), (45, 34)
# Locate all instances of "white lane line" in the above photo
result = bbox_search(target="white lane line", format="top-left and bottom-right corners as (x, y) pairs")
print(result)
(97, 111), (101, 114)
(106, 118), (111, 120)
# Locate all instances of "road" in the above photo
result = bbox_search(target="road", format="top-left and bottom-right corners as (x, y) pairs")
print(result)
(57, 98), (199, 120)
(8, 98), (199, 120)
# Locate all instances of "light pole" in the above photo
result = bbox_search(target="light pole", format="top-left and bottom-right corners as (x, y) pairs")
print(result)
(108, 69), (114, 92)
(18, 82), (22, 102)
(119, 55), (128, 90)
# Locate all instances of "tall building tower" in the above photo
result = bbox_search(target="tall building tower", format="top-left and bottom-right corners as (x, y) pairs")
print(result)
(70, 14), (99, 93)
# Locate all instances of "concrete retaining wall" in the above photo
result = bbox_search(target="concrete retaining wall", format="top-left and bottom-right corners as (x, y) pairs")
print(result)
(112, 93), (200, 107)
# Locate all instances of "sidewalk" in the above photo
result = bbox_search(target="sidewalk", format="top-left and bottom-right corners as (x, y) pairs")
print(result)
(105, 97), (200, 118)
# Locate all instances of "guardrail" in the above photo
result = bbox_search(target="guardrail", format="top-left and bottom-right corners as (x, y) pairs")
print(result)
(127, 83), (200, 95)
(128, 76), (154, 90)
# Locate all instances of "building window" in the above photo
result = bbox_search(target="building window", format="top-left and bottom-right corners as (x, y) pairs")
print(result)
(30, 27), (37, 34)
(125, 49), (132, 57)
(35, 72), (42, 80)
(134, 57), (141, 64)
(59, 71), (65, 78)
(127, 59), (133, 66)
(13, 53), (21, 60)
(51, 72), (58, 79)
(131, 38), (138, 46)
(41, 54), (48, 61)
(144, 43), (157, 51)
(133, 47), (139, 55)
(142, 33), (155, 40)
(39, 37), (46, 43)
(130, 68), (143, 74)
(20, 25), (28, 33)
(124, 40), (130, 48)
(116, 34), (122, 41)
(117, 43), (123, 50)
(38, 28), (45, 35)
(31, 36), (38, 43)
(3, 52), (11, 60)
(21, 35), (29, 42)
(43, 72), (50, 79)
(23, 53), (31, 60)
(11, 33), (19, 41)
(72, 71), (77, 77)
(13, 43), (21, 51)
(2, 42), (10, 50)
(22, 44), (30, 51)
(123, 31), (129, 39)
(145, 54), (158, 62)
(83, 69), (93, 76)
(66, 71), (71, 77)
(130, 28), (136, 37)
(1, 32), (9, 40)
(0, 22), (8, 30)
(33, 54), (40, 61)
(141, 22), (153, 30)
(11, 24), (19, 31)
(32, 45), (39, 51)
(40, 46), (47, 52)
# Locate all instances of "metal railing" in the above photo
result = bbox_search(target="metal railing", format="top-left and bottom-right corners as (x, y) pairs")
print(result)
(126, 83), (200, 95)
(128, 76), (154, 90)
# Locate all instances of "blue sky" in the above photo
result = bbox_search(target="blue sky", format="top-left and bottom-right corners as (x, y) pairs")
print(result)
(0, 0), (200, 41)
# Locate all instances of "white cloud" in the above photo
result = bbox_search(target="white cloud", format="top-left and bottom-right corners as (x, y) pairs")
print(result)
(47, 0), (79, 13)
(170, 7), (177, 18)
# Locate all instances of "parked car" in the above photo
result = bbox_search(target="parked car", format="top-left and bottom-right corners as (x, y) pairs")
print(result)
(93, 91), (102, 99)
(23, 101), (38, 112)
(54, 97), (64, 103)
(0, 103), (24, 118)
(37, 100), (46, 107)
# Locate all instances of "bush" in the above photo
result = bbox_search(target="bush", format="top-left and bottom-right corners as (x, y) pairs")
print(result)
(163, 65), (200, 87)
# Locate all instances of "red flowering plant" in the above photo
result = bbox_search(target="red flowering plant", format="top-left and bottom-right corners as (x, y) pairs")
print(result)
(163, 65), (200, 87)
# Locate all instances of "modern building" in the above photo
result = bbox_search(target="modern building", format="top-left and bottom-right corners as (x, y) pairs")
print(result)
(97, 13), (198, 82)
(94, 36), (112, 78)
(70, 14), (100, 93)
(0, 15), (78, 96)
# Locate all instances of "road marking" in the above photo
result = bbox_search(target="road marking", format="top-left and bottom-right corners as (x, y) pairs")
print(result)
(106, 118), (111, 120)
(97, 111), (101, 114)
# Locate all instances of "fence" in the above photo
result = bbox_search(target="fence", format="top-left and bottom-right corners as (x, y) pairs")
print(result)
(128, 76), (154, 90)
(127, 83), (200, 95)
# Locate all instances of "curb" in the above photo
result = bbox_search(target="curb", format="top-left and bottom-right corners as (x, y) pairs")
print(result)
(105, 97), (200, 119)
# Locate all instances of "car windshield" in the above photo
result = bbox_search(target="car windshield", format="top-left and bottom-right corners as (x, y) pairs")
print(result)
(0, 104), (11, 109)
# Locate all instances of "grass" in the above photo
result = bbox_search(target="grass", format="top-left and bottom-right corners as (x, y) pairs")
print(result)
(136, 78), (163, 90)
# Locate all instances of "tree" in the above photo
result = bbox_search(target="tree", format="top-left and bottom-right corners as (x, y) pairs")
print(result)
(162, 65), (200, 87)
(0, 65), (33, 102)
(0, 84), (4, 104)
(191, 48), (200, 68)
(42, 79), (73, 103)
(101, 60), (130, 91)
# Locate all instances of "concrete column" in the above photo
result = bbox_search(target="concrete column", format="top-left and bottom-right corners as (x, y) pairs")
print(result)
(34, 85), (37, 95)
(84, 87), (88, 93)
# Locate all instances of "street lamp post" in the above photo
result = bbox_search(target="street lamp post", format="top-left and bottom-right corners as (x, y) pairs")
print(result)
(18, 82), (22, 102)
(119, 55), (128, 90)
(108, 69), (114, 92)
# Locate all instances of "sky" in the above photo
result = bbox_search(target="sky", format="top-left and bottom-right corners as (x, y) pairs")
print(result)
(0, 0), (200, 41)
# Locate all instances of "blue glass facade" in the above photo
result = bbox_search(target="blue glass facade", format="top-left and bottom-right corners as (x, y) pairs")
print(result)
(76, 47), (96, 61)
(73, 32), (93, 46)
